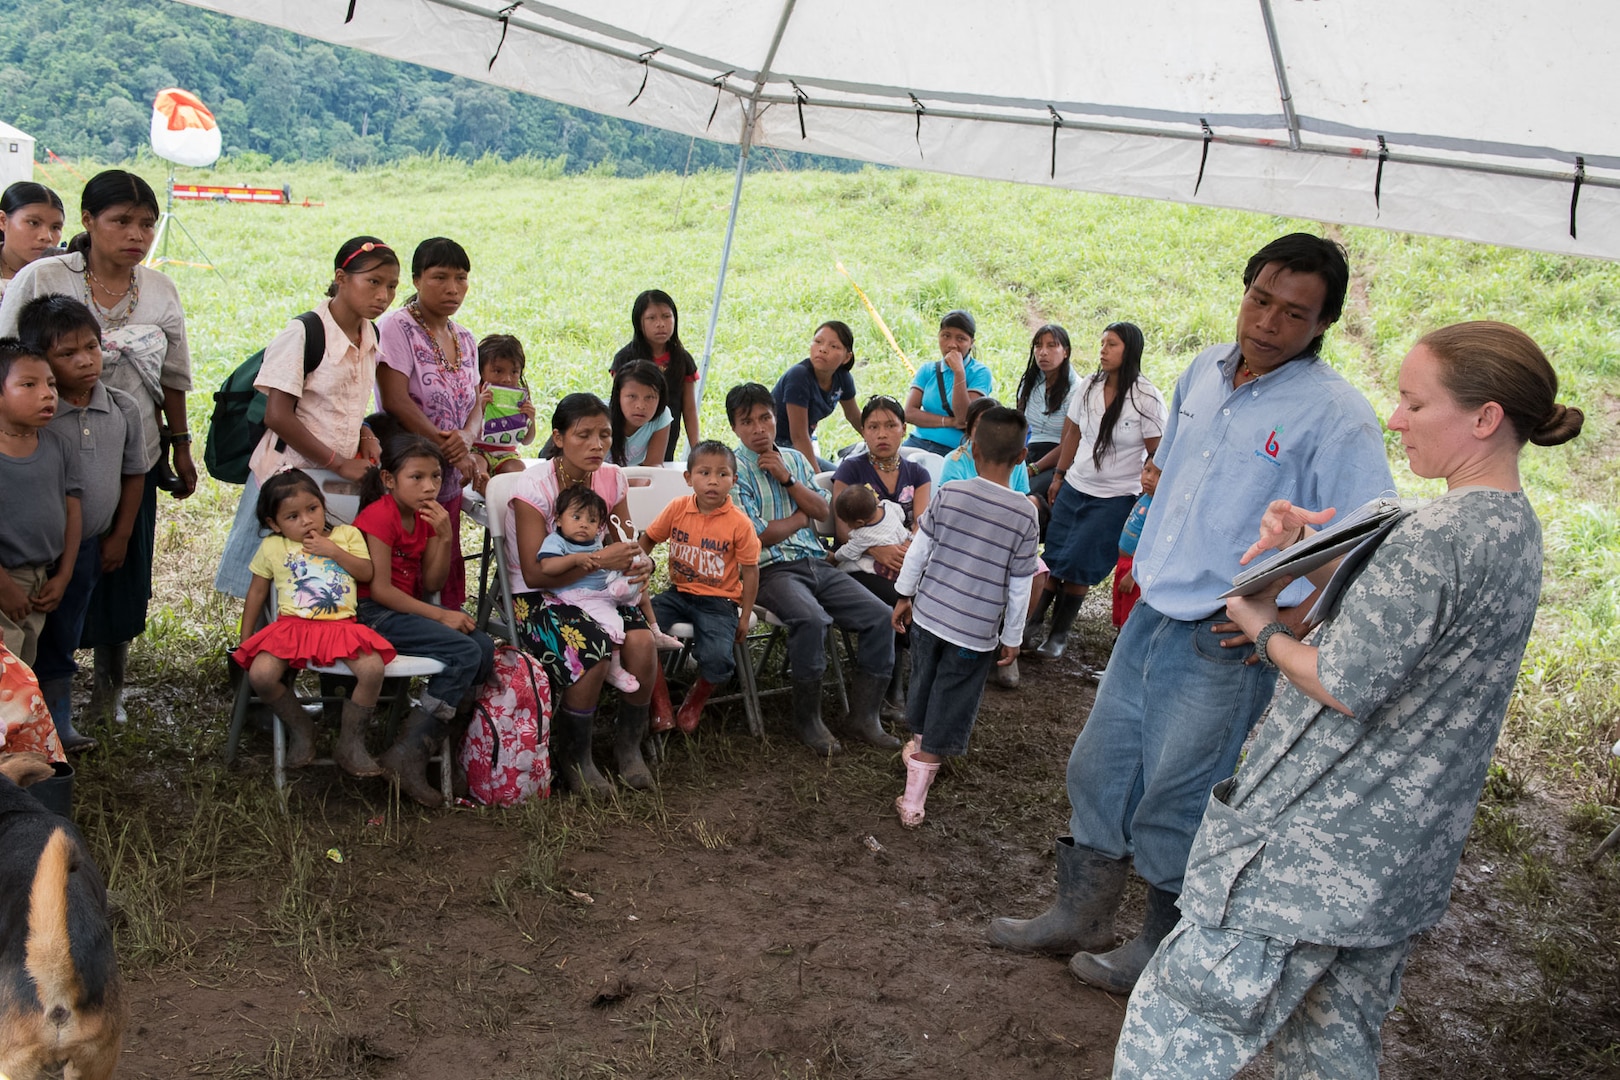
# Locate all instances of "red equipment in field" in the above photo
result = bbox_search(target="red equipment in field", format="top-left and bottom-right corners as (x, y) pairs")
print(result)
(172, 183), (292, 205)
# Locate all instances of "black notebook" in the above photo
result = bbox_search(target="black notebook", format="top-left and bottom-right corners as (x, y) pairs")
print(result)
(1221, 497), (1411, 600)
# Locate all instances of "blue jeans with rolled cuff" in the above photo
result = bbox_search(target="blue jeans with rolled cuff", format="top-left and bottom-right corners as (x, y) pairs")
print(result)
(651, 588), (741, 684)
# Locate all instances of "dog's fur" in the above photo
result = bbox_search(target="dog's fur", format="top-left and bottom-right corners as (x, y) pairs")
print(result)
(0, 753), (126, 1080)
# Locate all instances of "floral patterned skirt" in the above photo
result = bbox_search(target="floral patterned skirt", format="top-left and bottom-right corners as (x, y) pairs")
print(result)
(512, 592), (649, 691)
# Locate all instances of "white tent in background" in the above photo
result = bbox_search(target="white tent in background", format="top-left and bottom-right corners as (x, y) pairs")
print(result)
(0, 121), (37, 191)
(176, 0), (1620, 388)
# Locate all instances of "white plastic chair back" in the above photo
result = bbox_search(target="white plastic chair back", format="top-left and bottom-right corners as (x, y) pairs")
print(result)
(479, 469), (530, 642)
(622, 465), (693, 534)
(901, 449), (946, 485)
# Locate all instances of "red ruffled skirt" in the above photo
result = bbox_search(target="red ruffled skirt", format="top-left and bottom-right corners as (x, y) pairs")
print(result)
(232, 615), (397, 670)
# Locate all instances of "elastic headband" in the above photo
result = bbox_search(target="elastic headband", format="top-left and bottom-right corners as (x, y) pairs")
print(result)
(339, 241), (392, 269)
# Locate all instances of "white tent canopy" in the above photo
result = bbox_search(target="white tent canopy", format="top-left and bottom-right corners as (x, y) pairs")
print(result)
(177, 0), (1620, 380)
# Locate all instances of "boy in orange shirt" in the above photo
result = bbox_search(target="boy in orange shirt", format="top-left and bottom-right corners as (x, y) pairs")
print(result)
(638, 440), (761, 733)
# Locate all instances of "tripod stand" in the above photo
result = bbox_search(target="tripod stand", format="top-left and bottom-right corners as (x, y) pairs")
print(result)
(144, 171), (225, 281)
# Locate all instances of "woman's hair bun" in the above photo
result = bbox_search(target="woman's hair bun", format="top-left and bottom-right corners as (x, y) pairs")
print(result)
(1529, 402), (1585, 446)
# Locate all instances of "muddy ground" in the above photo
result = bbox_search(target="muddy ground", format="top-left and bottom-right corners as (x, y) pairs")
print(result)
(71, 622), (1620, 1079)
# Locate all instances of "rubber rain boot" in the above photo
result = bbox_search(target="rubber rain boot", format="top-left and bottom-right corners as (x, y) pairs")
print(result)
(1032, 591), (1085, 660)
(41, 677), (96, 753)
(881, 647), (909, 722)
(844, 670), (902, 750)
(788, 678), (842, 757)
(89, 641), (130, 725)
(378, 706), (445, 808)
(614, 701), (655, 790)
(894, 753), (940, 827)
(1021, 588), (1057, 651)
(649, 668), (676, 733)
(265, 690), (317, 768)
(553, 705), (612, 797)
(1069, 885), (1181, 994)
(988, 838), (1128, 955)
(675, 677), (716, 735)
(333, 700), (383, 777)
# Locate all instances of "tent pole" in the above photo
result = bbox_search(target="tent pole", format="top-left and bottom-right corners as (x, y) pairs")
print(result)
(1257, 0), (1301, 151)
(698, 143), (749, 405)
(695, 0), (798, 409)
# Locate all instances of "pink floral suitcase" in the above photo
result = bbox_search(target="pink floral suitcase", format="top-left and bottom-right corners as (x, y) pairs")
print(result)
(459, 645), (553, 805)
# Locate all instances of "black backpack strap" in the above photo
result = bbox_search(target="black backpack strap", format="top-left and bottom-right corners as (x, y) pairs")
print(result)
(274, 311), (328, 453)
(933, 362), (950, 418)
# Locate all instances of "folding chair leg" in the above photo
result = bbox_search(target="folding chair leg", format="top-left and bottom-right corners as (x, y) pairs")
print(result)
(438, 735), (454, 805)
(223, 670), (253, 764)
(735, 638), (763, 738)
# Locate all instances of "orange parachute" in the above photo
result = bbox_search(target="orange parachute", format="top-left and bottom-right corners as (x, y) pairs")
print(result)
(150, 88), (221, 167)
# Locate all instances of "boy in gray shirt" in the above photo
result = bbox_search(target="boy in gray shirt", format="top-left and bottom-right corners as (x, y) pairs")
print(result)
(891, 406), (1038, 827)
(0, 339), (83, 668)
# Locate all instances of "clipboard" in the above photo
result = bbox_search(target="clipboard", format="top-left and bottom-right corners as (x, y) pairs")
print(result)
(1221, 497), (1411, 599)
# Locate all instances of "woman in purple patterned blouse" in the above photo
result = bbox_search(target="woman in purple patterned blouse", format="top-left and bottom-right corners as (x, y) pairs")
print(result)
(376, 237), (481, 611)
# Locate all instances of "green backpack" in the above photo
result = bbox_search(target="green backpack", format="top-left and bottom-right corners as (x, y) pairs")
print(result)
(204, 312), (325, 484)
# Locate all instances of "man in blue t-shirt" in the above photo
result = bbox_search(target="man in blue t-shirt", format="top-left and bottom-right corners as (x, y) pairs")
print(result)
(989, 234), (1394, 998)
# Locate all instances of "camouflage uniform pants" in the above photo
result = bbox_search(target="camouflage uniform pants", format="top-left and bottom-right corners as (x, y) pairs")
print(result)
(1113, 920), (1413, 1079)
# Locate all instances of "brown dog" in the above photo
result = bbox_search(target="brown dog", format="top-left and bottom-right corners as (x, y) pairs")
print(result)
(0, 752), (126, 1080)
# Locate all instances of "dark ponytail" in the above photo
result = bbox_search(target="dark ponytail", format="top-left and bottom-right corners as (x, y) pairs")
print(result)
(358, 433), (446, 510)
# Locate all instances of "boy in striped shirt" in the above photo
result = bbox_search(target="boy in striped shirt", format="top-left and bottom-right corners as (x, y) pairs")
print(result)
(891, 406), (1039, 827)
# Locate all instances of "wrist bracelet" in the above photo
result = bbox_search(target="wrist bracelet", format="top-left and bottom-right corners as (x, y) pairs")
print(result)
(325, 448), (338, 469)
(166, 430), (191, 445)
(1254, 621), (1295, 669)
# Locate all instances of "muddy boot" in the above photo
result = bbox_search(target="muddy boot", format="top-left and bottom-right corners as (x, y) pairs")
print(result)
(649, 668), (676, 733)
(894, 752), (940, 827)
(332, 700), (383, 777)
(1069, 885), (1181, 994)
(41, 677), (96, 753)
(378, 706), (444, 808)
(555, 705), (612, 797)
(788, 678), (842, 757)
(265, 690), (317, 769)
(881, 647), (908, 723)
(614, 701), (655, 790)
(675, 677), (716, 735)
(993, 656), (1020, 689)
(844, 670), (902, 750)
(1021, 588), (1057, 651)
(88, 641), (130, 725)
(1032, 591), (1084, 660)
(988, 838), (1128, 955)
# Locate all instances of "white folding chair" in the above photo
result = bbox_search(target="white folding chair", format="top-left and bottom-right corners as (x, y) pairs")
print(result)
(475, 470), (531, 643)
(622, 465), (694, 533)
(811, 470), (838, 539)
(660, 609), (765, 737)
(302, 467), (364, 525)
(901, 448), (946, 485)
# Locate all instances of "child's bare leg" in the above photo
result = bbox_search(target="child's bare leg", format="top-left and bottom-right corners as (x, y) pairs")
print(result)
(251, 653), (316, 766)
(334, 651), (385, 776)
(494, 456), (526, 475)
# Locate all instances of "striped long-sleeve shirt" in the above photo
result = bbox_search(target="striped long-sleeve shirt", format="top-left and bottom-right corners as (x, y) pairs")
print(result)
(896, 476), (1039, 652)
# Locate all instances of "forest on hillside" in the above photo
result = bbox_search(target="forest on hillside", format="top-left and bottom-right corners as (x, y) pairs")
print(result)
(0, 0), (853, 174)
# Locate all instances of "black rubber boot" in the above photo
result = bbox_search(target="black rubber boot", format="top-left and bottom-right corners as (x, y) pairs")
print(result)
(378, 706), (445, 808)
(881, 647), (909, 723)
(89, 641), (130, 725)
(988, 838), (1128, 954)
(1032, 590), (1085, 660)
(614, 701), (655, 790)
(332, 700), (383, 777)
(1021, 588), (1057, 651)
(265, 689), (318, 768)
(843, 670), (902, 749)
(555, 705), (612, 797)
(1068, 885), (1181, 994)
(788, 678), (842, 757)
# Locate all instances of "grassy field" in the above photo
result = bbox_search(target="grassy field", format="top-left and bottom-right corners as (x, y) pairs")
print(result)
(32, 154), (1620, 1075)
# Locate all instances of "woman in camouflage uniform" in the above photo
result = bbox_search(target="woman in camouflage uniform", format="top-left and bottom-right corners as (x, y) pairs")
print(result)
(1113, 322), (1584, 1079)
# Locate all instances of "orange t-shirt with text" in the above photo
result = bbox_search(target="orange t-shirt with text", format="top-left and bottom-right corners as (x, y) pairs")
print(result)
(643, 495), (761, 600)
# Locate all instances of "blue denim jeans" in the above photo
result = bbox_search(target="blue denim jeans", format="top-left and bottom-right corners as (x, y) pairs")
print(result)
(1066, 602), (1277, 894)
(755, 558), (895, 681)
(34, 534), (102, 685)
(357, 599), (495, 709)
(905, 623), (995, 756)
(651, 588), (740, 684)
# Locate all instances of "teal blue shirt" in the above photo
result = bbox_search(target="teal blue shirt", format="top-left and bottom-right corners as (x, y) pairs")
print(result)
(908, 356), (994, 451)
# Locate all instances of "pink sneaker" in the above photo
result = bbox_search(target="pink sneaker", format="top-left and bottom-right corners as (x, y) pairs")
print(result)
(650, 627), (685, 651)
(604, 652), (640, 694)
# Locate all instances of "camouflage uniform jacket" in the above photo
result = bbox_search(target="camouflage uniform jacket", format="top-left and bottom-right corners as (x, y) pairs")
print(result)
(1181, 488), (1542, 948)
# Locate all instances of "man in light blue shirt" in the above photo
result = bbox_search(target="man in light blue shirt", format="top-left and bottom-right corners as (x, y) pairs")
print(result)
(727, 383), (898, 757)
(989, 234), (1394, 997)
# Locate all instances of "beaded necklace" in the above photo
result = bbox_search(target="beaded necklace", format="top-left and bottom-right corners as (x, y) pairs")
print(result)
(407, 299), (463, 373)
(81, 263), (140, 331)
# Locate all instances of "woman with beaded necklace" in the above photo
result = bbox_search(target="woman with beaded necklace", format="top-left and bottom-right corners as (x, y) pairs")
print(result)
(0, 169), (196, 726)
(376, 237), (482, 611)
